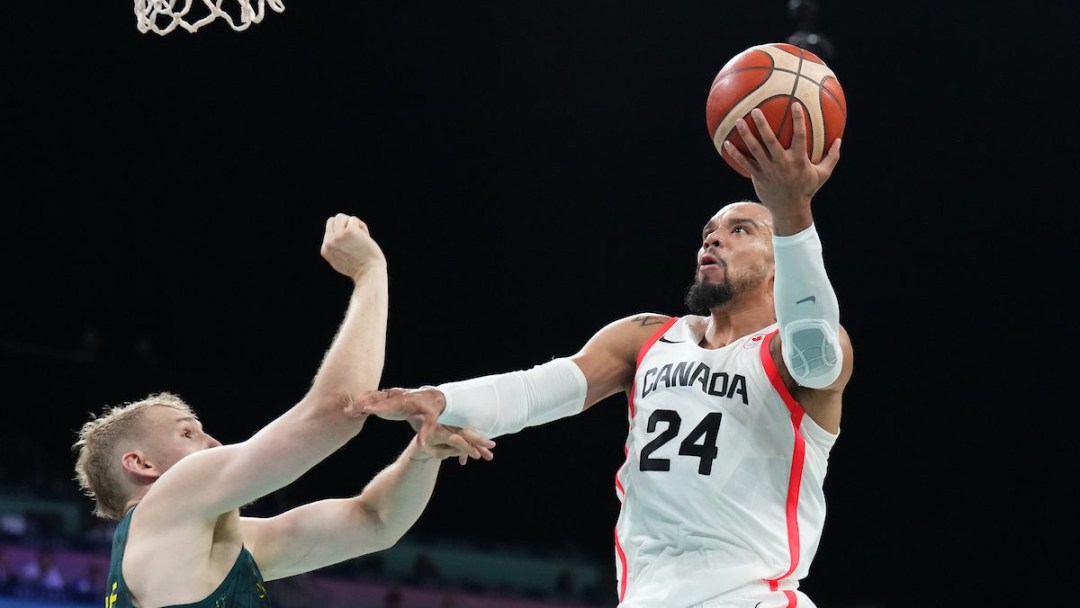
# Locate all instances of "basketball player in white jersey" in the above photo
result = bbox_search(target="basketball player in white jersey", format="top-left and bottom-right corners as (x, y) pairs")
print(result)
(349, 102), (853, 608)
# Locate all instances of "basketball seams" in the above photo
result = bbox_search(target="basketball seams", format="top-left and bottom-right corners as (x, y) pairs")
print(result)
(752, 45), (834, 162)
(712, 81), (792, 155)
(794, 79), (826, 161)
(708, 42), (844, 173)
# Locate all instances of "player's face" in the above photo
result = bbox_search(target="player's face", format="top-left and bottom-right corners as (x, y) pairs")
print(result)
(685, 203), (773, 311)
(141, 405), (222, 473)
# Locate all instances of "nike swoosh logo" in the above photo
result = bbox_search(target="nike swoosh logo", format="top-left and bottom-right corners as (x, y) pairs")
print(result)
(657, 337), (685, 343)
(796, 295), (816, 305)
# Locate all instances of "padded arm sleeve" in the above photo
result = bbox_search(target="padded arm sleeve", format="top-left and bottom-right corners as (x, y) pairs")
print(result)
(773, 223), (843, 389)
(435, 358), (588, 438)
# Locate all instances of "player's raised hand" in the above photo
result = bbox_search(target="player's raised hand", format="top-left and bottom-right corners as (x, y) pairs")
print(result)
(320, 214), (387, 280)
(724, 103), (841, 220)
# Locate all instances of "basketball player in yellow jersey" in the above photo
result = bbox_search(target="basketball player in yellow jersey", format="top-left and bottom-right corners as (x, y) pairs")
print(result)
(351, 102), (854, 608)
(74, 214), (495, 608)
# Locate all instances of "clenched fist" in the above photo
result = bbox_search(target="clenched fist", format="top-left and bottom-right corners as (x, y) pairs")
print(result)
(320, 214), (386, 280)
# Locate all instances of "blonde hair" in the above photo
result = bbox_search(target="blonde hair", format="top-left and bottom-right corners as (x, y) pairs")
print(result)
(73, 392), (195, 521)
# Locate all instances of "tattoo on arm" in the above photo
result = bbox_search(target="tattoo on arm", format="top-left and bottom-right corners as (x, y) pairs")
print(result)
(633, 315), (665, 327)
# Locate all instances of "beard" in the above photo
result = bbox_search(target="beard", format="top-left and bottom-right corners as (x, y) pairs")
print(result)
(684, 277), (735, 314)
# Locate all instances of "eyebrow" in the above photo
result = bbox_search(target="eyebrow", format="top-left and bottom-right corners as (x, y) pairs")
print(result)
(704, 216), (767, 232)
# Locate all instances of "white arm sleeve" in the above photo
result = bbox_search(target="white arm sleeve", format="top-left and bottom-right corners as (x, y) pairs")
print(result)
(434, 357), (588, 438)
(773, 223), (843, 389)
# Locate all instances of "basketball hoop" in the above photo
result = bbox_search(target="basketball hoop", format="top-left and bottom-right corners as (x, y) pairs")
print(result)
(134, 0), (285, 35)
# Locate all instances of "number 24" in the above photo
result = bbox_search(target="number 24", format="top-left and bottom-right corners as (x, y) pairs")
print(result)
(639, 410), (722, 475)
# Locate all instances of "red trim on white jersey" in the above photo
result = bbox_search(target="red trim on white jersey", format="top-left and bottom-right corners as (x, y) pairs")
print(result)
(760, 329), (806, 586)
(617, 316), (679, 602)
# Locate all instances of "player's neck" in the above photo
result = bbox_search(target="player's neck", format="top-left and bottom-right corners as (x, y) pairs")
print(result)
(124, 497), (142, 516)
(702, 301), (775, 348)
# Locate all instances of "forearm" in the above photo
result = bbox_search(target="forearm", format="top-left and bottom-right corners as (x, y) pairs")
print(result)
(242, 438), (437, 578)
(436, 357), (588, 438)
(355, 438), (440, 543)
(308, 262), (389, 404)
(229, 263), (389, 501)
(773, 224), (843, 388)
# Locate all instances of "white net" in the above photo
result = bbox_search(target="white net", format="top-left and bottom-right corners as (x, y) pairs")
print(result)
(134, 0), (285, 35)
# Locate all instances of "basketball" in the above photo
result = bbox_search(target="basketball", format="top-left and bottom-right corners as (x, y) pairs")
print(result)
(706, 42), (846, 178)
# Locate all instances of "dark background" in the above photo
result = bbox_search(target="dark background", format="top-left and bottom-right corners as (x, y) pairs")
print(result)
(2, 1), (1077, 605)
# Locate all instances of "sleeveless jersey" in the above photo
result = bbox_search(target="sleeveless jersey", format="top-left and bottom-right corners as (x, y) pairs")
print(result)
(105, 507), (272, 608)
(613, 317), (838, 607)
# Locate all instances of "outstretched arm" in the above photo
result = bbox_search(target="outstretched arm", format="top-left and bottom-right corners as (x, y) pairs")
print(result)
(242, 426), (494, 580)
(347, 313), (670, 444)
(149, 214), (390, 520)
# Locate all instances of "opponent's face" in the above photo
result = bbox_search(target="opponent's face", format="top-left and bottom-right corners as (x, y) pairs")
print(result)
(139, 405), (221, 474)
(685, 202), (774, 312)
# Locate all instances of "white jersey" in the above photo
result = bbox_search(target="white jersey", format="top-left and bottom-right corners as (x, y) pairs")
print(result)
(613, 316), (838, 608)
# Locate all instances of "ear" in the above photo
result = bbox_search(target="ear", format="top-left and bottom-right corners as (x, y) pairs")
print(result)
(121, 450), (162, 481)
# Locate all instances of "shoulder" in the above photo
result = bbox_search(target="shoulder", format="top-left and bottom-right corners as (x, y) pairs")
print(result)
(571, 313), (678, 405)
(619, 312), (678, 328)
(583, 312), (677, 355)
(608, 312), (676, 337)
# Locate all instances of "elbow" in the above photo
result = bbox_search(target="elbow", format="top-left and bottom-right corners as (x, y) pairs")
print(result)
(373, 530), (404, 553)
(781, 319), (843, 389)
(359, 502), (410, 553)
(363, 522), (408, 555)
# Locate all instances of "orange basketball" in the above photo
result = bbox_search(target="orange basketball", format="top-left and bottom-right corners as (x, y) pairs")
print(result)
(706, 42), (847, 178)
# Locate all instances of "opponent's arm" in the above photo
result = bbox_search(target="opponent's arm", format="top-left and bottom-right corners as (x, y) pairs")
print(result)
(146, 214), (389, 521)
(241, 427), (493, 580)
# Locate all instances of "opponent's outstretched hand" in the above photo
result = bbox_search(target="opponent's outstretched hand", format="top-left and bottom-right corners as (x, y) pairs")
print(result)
(346, 388), (496, 463)
(420, 424), (497, 466)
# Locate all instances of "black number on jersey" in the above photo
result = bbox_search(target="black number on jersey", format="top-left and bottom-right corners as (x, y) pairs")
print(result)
(639, 410), (722, 475)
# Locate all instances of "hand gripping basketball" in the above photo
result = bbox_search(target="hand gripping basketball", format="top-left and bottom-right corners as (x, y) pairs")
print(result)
(706, 42), (846, 178)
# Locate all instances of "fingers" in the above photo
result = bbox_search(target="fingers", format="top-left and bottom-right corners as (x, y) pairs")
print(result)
(423, 425), (496, 464)
(722, 139), (755, 175)
(325, 213), (369, 241)
(322, 213), (364, 257)
(734, 110), (769, 164)
(787, 101), (808, 155)
(348, 391), (497, 464)
(417, 422), (436, 449)
(431, 427), (483, 460)
(728, 107), (782, 176)
(343, 390), (389, 417)
(321, 216), (336, 255)
(442, 431), (475, 456)
(344, 388), (410, 420)
(747, 107), (784, 160)
(820, 137), (841, 172)
(456, 428), (496, 460)
(731, 102), (810, 165)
